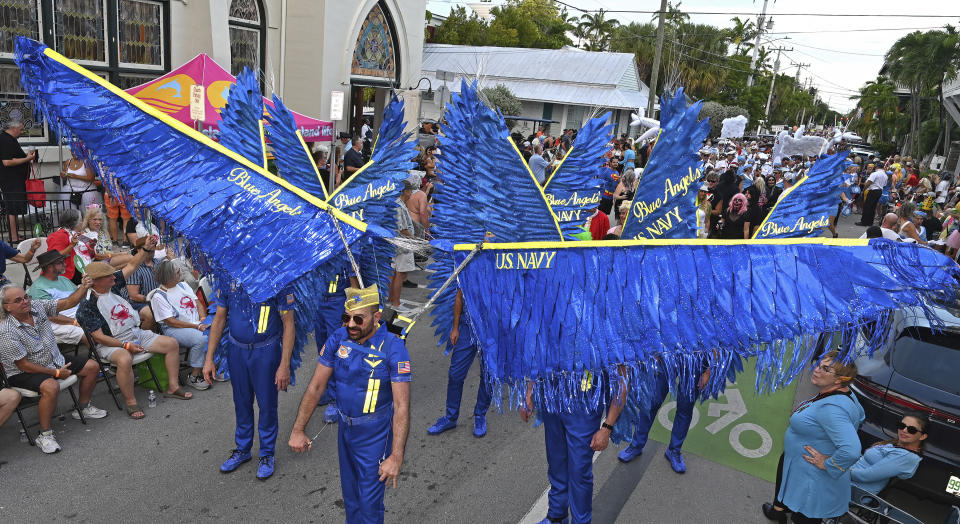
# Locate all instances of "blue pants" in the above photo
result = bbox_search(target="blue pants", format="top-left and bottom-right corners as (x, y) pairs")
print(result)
(542, 409), (603, 524)
(227, 339), (282, 457)
(338, 414), (393, 524)
(315, 296), (343, 404)
(444, 339), (490, 420)
(629, 370), (695, 453)
(161, 325), (207, 368)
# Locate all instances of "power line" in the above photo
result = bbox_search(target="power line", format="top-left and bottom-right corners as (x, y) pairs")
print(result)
(784, 41), (886, 57)
(551, 3), (960, 18)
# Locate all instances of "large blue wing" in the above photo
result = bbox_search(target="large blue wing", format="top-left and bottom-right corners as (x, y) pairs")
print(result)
(218, 68), (267, 169)
(621, 89), (710, 239)
(542, 116), (610, 238)
(455, 239), (960, 420)
(753, 152), (849, 239)
(14, 38), (368, 302)
(427, 80), (567, 353)
(264, 94), (328, 199)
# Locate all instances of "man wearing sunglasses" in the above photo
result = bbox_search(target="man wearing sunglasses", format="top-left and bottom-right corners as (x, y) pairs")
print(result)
(202, 280), (296, 481)
(289, 284), (411, 524)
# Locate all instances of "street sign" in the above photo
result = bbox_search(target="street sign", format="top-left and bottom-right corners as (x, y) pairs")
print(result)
(330, 91), (344, 121)
(189, 85), (205, 122)
(435, 70), (456, 82)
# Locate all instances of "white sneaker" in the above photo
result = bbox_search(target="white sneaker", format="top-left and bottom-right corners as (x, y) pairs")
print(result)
(36, 430), (62, 454)
(188, 374), (211, 391)
(214, 372), (229, 382)
(72, 403), (108, 420)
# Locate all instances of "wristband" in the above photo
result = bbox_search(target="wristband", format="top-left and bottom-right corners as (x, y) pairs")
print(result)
(124, 342), (132, 351)
(55, 369), (61, 378)
(601, 422), (614, 431)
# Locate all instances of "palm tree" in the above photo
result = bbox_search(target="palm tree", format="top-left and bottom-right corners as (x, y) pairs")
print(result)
(578, 9), (619, 51)
(885, 31), (931, 157)
(727, 16), (756, 55)
(850, 77), (898, 143)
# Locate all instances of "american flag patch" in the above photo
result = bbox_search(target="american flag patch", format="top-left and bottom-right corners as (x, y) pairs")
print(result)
(397, 361), (411, 374)
(286, 293), (295, 304)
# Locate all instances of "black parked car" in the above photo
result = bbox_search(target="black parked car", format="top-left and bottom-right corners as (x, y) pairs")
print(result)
(851, 304), (960, 504)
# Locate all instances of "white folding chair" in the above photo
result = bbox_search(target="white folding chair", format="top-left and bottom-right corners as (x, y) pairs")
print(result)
(16, 237), (47, 288)
(7, 374), (87, 445)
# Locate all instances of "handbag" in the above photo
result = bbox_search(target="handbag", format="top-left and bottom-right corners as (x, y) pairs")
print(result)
(25, 163), (46, 208)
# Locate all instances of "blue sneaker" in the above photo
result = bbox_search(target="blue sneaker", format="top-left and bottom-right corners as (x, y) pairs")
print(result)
(220, 449), (252, 473)
(323, 404), (339, 423)
(473, 415), (487, 438)
(256, 455), (275, 480)
(664, 449), (686, 473)
(617, 443), (644, 463)
(427, 416), (457, 435)
(535, 517), (569, 524)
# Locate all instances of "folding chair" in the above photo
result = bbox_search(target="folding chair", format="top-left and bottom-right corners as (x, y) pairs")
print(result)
(0, 363), (86, 446)
(16, 237), (46, 288)
(82, 330), (162, 411)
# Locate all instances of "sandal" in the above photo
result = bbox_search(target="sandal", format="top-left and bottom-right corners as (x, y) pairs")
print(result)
(163, 387), (193, 400)
(126, 404), (145, 419)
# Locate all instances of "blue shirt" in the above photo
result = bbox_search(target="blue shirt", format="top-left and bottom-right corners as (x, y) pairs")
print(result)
(218, 282), (294, 344)
(0, 241), (18, 277)
(529, 154), (549, 184)
(318, 323), (411, 418)
(778, 392), (865, 519)
(851, 443), (921, 494)
(623, 148), (636, 169)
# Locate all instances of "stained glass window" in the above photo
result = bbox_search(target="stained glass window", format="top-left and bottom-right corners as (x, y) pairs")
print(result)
(116, 72), (160, 90)
(351, 3), (397, 83)
(0, 0), (41, 56)
(228, 0), (264, 81)
(0, 65), (45, 138)
(53, 0), (107, 63)
(118, 0), (163, 67)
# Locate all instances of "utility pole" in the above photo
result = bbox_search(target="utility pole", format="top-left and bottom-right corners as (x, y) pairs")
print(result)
(764, 46), (792, 123)
(746, 0), (772, 88)
(793, 62), (809, 90)
(646, 0), (669, 118)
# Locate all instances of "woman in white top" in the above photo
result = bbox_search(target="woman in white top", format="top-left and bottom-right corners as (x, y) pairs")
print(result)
(896, 201), (926, 245)
(150, 260), (210, 391)
(81, 207), (133, 267)
(60, 152), (102, 210)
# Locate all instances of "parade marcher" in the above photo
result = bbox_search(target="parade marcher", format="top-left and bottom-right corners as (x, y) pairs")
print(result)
(523, 369), (626, 524)
(618, 362), (711, 473)
(203, 279), (295, 480)
(427, 289), (491, 437)
(289, 284), (411, 524)
(315, 262), (359, 423)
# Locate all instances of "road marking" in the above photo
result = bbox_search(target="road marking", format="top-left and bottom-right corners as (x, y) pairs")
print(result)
(518, 450), (602, 524)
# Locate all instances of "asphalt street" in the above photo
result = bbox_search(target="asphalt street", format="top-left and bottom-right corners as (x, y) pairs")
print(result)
(0, 213), (954, 523)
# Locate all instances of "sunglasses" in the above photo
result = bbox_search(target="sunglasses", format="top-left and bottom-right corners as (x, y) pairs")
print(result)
(3, 295), (30, 305)
(341, 314), (366, 326)
(897, 422), (924, 435)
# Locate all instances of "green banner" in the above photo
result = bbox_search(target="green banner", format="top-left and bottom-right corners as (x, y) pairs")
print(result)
(648, 358), (796, 482)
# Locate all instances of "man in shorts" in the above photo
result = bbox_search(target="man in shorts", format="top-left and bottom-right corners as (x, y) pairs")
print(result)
(388, 180), (417, 313)
(0, 280), (106, 453)
(104, 192), (132, 246)
(76, 261), (191, 419)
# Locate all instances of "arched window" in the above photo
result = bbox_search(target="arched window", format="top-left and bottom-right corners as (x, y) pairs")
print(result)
(228, 0), (265, 82)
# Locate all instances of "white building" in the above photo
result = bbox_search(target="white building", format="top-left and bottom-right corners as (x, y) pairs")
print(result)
(419, 43), (649, 137)
(1, 0), (427, 151)
(942, 73), (960, 176)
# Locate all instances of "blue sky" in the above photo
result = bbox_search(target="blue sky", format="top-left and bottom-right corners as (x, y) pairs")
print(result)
(425, 0), (957, 113)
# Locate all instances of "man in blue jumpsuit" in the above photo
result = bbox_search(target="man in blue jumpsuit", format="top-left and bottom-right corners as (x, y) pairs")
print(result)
(427, 289), (491, 437)
(203, 281), (295, 480)
(617, 362), (711, 473)
(289, 284), (411, 524)
(523, 369), (626, 524)
(314, 263), (358, 423)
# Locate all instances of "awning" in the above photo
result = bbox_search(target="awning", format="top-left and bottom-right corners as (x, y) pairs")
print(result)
(126, 54), (333, 142)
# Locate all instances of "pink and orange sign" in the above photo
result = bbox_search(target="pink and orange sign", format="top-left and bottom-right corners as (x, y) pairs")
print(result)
(126, 53), (332, 142)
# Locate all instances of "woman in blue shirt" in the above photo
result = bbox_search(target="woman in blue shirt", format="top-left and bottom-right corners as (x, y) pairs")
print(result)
(762, 350), (864, 523)
(849, 412), (926, 494)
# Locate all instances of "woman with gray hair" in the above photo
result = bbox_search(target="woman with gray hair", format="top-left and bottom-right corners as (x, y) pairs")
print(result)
(149, 260), (210, 390)
(44, 208), (84, 285)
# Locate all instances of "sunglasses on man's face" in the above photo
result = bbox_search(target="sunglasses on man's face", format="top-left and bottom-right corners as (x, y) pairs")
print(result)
(897, 422), (924, 435)
(341, 314), (366, 326)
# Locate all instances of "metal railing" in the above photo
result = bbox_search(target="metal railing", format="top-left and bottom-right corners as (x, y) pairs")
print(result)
(0, 185), (102, 242)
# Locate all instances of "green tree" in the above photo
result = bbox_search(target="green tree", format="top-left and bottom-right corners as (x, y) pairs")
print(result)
(727, 16), (756, 55)
(481, 84), (522, 128)
(431, 6), (488, 46)
(850, 77), (899, 143)
(578, 9), (619, 51)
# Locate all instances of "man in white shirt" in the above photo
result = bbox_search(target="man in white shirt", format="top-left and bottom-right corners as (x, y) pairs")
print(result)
(859, 213), (900, 241)
(858, 167), (888, 226)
